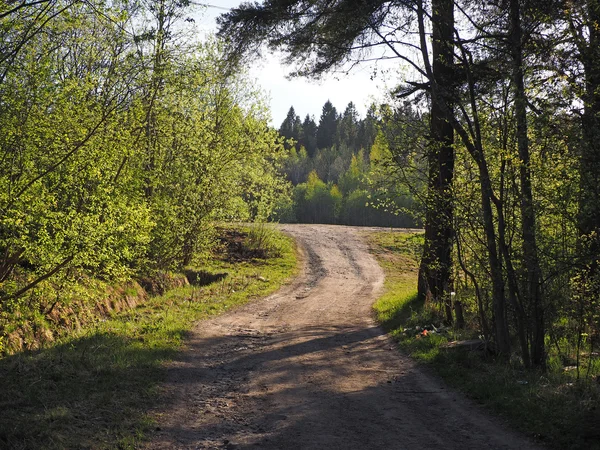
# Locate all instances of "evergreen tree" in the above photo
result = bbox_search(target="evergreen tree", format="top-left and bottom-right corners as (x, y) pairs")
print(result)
(357, 104), (378, 155)
(316, 100), (338, 150)
(279, 106), (302, 149)
(338, 101), (359, 150)
(300, 114), (318, 157)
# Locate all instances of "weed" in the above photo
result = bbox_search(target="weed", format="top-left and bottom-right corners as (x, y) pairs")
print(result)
(245, 222), (285, 258)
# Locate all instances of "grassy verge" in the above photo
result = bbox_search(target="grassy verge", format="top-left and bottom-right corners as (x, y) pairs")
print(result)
(0, 225), (297, 449)
(367, 230), (600, 450)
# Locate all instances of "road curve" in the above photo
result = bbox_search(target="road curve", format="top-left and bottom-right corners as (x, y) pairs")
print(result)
(145, 224), (542, 450)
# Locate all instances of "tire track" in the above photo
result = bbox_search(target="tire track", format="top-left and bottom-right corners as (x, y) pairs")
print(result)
(144, 225), (542, 450)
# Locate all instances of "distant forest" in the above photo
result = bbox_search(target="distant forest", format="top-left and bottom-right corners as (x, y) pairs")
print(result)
(274, 101), (419, 228)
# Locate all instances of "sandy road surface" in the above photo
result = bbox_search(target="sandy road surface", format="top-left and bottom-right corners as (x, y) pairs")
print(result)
(145, 224), (542, 450)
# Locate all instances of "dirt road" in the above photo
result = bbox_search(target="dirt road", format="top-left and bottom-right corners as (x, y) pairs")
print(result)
(146, 224), (541, 450)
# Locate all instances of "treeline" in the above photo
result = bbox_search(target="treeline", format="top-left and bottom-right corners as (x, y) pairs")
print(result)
(275, 101), (418, 227)
(0, 2), (287, 312)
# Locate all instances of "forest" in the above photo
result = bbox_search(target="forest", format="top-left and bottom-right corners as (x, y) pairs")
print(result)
(275, 101), (418, 227)
(1, 0), (600, 446)
(0, 1), (290, 353)
(0, 0), (598, 375)
(219, 0), (600, 378)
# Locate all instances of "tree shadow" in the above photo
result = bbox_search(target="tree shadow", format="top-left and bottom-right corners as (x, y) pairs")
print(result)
(145, 324), (540, 450)
(184, 269), (228, 287)
(0, 330), (177, 449)
(0, 321), (547, 450)
(381, 292), (423, 332)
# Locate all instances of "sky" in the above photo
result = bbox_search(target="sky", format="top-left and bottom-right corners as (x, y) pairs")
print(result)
(194, 1), (393, 127)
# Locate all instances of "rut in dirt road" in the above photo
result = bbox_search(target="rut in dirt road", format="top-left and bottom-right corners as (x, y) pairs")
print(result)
(146, 224), (542, 450)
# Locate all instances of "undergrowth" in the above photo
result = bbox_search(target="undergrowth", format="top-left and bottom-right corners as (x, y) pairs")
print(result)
(367, 230), (600, 450)
(0, 225), (297, 449)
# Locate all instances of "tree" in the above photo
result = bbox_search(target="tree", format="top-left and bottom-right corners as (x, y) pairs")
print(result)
(279, 106), (303, 149)
(567, 0), (600, 333)
(316, 100), (338, 150)
(338, 101), (359, 149)
(218, 0), (457, 314)
(0, 0), (290, 306)
(416, 0), (456, 325)
(508, 0), (544, 366)
(300, 114), (318, 157)
(358, 104), (378, 153)
(294, 170), (339, 224)
(371, 106), (426, 227)
(218, 0), (600, 365)
(339, 153), (364, 195)
(0, 0), (151, 302)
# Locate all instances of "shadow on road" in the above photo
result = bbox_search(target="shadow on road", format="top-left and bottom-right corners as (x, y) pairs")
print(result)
(145, 323), (529, 450)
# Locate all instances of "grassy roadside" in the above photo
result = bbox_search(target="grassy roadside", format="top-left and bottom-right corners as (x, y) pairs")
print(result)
(367, 230), (600, 450)
(0, 225), (297, 450)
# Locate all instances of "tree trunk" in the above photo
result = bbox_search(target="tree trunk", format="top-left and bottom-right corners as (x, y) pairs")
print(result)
(496, 196), (531, 367)
(579, 0), (600, 312)
(509, 0), (545, 367)
(417, 0), (510, 351)
(479, 164), (511, 355)
(418, 0), (455, 325)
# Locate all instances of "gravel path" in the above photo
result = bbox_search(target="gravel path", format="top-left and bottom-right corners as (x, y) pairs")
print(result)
(145, 224), (542, 450)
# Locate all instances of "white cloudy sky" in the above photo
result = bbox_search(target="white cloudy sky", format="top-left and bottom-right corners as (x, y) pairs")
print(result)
(194, 1), (397, 126)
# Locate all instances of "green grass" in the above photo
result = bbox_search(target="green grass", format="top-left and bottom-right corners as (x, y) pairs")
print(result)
(367, 230), (600, 450)
(0, 226), (297, 449)
(368, 231), (425, 331)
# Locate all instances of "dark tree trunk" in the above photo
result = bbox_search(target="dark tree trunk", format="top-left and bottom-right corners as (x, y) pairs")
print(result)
(480, 164), (512, 355)
(454, 300), (465, 329)
(496, 196), (531, 366)
(579, 0), (600, 304)
(418, 0), (455, 325)
(420, 0), (510, 353)
(509, 0), (544, 368)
